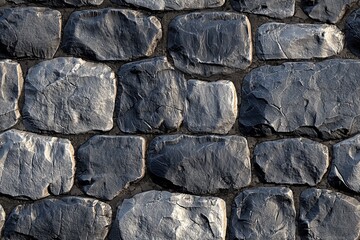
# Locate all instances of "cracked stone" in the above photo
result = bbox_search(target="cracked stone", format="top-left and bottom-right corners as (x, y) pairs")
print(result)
(9, 0), (103, 6)
(346, 8), (360, 57)
(112, 0), (225, 10)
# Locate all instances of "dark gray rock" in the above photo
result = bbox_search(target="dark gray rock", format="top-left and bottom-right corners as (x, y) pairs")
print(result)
(168, 12), (252, 77)
(0, 7), (61, 59)
(346, 8), (360, 57)
(256, 23), (344, 60)
(4, 197), (112, 240)
(299, 188), (360, 240)
(62, 9), (162, 61)
(9, 0), (103, 6)
(109, 190), (226, 240)
(0, 0), (6, 6)
(113, 0), (224, 10)
(23, 57), (116, 134)
(231, 187), (296, 240)
(148, 135), (251, 194)
(117, 57), (186, 133)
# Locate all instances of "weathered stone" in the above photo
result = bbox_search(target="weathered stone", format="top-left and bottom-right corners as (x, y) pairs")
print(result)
(231, 187), (296, 240)
(299, 188), (360, 240)
(256, 23), (344, 60)
(23, 57), (116, 134)
(117, 57), (186, 133)
(77, 135), (145, 200)
(8, 0), (102, 6)
(0, 7), (61, 59)
(113, 0), (224, 10)
(168, 12), (252, 77)
(148, 135), (251, 194)
(62, 9), (162, 61)
(346, 8), (360, 57)
(0, 129), (74, 200)
(109, 190), (226, 240)
(4, 197), (112, 240)
(0, 205), (5, 234)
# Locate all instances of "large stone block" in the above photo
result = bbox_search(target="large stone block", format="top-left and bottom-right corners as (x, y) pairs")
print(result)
(112, 0), (225, 10)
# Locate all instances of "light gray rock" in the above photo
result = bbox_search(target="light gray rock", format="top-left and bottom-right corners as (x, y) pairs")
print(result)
(109, 190), (226, 240)
(0, 205), (5, 235)
(23, 57), (116, 134)
(256, 23), (344, 60)
(346, 8), (360, 57)
(231, 187), (296, 240)
(168, 12), (252, 77)
(4, 197), (112, 240)
(77, 135), (145, 200)
(0, 7), (61, 59)
(148, 135), (251, 194)
(113, 0), (224, 10)
(62, 9), (162, 61)
(299, 188), (360, 240)
(117, 57), (186, 133)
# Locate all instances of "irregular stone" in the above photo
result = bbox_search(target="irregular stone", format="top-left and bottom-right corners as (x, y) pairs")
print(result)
(256, 23), (344, 60)
(299, 188), (360, 240)
(346, 8), (360, 57)
(0, 205), (5, 234)
(12, 0), (102, 6)
(4, 197), (112, 240)
(117, 57), (186, 133)
(231, 187), (296, 240)
(148, 135), (251, 194)
(113, 0), (224, 10)
(109, 190), (226, 240)
(168, 12), (252, 77)
(77, 135), (145, 200)
(23, 57), (116, 134)
(62, 9), (162, 61)
(0, 7), (61, 59)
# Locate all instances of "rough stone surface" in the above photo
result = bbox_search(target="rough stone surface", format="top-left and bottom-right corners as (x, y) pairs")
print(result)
(231, 187), (296, 240)
(299, 188), (360, 240)
(117, 57), (186, 133)
(0, 205), (5, 234)
(0, 7), (61, 59)
(113, 0), (224, 10)
(8, 0), (102, 6)
(62, 9), (162, 61)
(168, 12), (252, 77)
(77, 135), (145, 200)
(148, 135), (251, 194)
(256, 23), (344, 60)
(4, 197), (112, 240)
(109, 190), (226, 240)
(23, 57), (116, 134)
(346, 8), (360, 57)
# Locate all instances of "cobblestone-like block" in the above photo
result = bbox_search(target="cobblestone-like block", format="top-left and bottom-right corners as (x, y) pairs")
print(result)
(112, 0), (225, 10)
(9, 0), (102, 6)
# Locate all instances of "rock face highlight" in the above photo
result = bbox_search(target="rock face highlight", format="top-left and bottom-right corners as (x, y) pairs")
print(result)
(113, 0), (225, 10)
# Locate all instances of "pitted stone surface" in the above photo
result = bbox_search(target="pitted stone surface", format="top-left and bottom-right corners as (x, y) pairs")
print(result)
(62, 9), (162, 61)
(4, 197), (112, 240)
(0, 7), (61, 59)
(168, 12), (252, 77)
(346, 8), (360, 57)
(117, 57), (186, 133)
(256, 23), (344, 60)
(184, 80), (237, 134)
(109, 190), (226, 240)
(23, 57), (116, 134)
(231, 187), (296, 240)
(148, 135), (251, 194)
(113, 0), (224, 10)
(77, 135), (145, 200)
(299, 188), (360, 240)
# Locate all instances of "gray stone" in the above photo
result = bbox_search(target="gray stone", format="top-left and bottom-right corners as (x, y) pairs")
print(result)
(77, 135), (145, 200)
(4, 197), (112, 240)
(254, 138), (329, 185)
(0, 7), (61, 59)
(0, 129), (74, 200)
(0, 0), (6, 6)
(256, 23), (344, 60)
(109, 190), (226, 240)
(0, 205), (5, 235)
(231, 187), (296, 240)
(346, 8), (360, 57)
(299, 188), (360, 240)
(148, 135), (251, 194)
(113, 0), (224, 10)
(23, 57), (116, 134)
(117, 57), (186, 133)
(11, 0), (102, 6)
(62, 9), (162, 61)
(168, 12), (252, 77)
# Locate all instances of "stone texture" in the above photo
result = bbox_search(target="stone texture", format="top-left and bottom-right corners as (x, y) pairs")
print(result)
(23, 57), (116, 134)
(109, 190), (226, 240)
(231, 187), (296, 240)
(254, 138), (329, 185)
(62, 9), (162, 61)
(168, 12), (252, 77)
(0, 0), (6, 6)
(346, 8), (360, 57)
(4, 197), (112, 240)
(117, 57), (186, 133)
(113, 0), (224, 10)
(77, 135), (145, 200)
(256, 23), (344, 60)
(10, 0), (103, 6)
(0, 205), (5, 234)
(0, 7), (61, 59)
(299, 188), (360, 240)
(148, 135), (251, 194)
